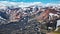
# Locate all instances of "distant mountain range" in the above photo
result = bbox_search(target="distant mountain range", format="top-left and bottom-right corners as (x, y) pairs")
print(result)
(0, 1), (60, 8)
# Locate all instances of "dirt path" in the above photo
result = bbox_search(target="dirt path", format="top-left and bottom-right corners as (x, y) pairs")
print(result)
(46, 32), (60, 34)
(46, 32), (55, 34)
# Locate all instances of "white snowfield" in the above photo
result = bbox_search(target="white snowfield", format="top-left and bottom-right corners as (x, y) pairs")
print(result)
(49, 13), (59, 18)
(57, 20), (60, 27)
